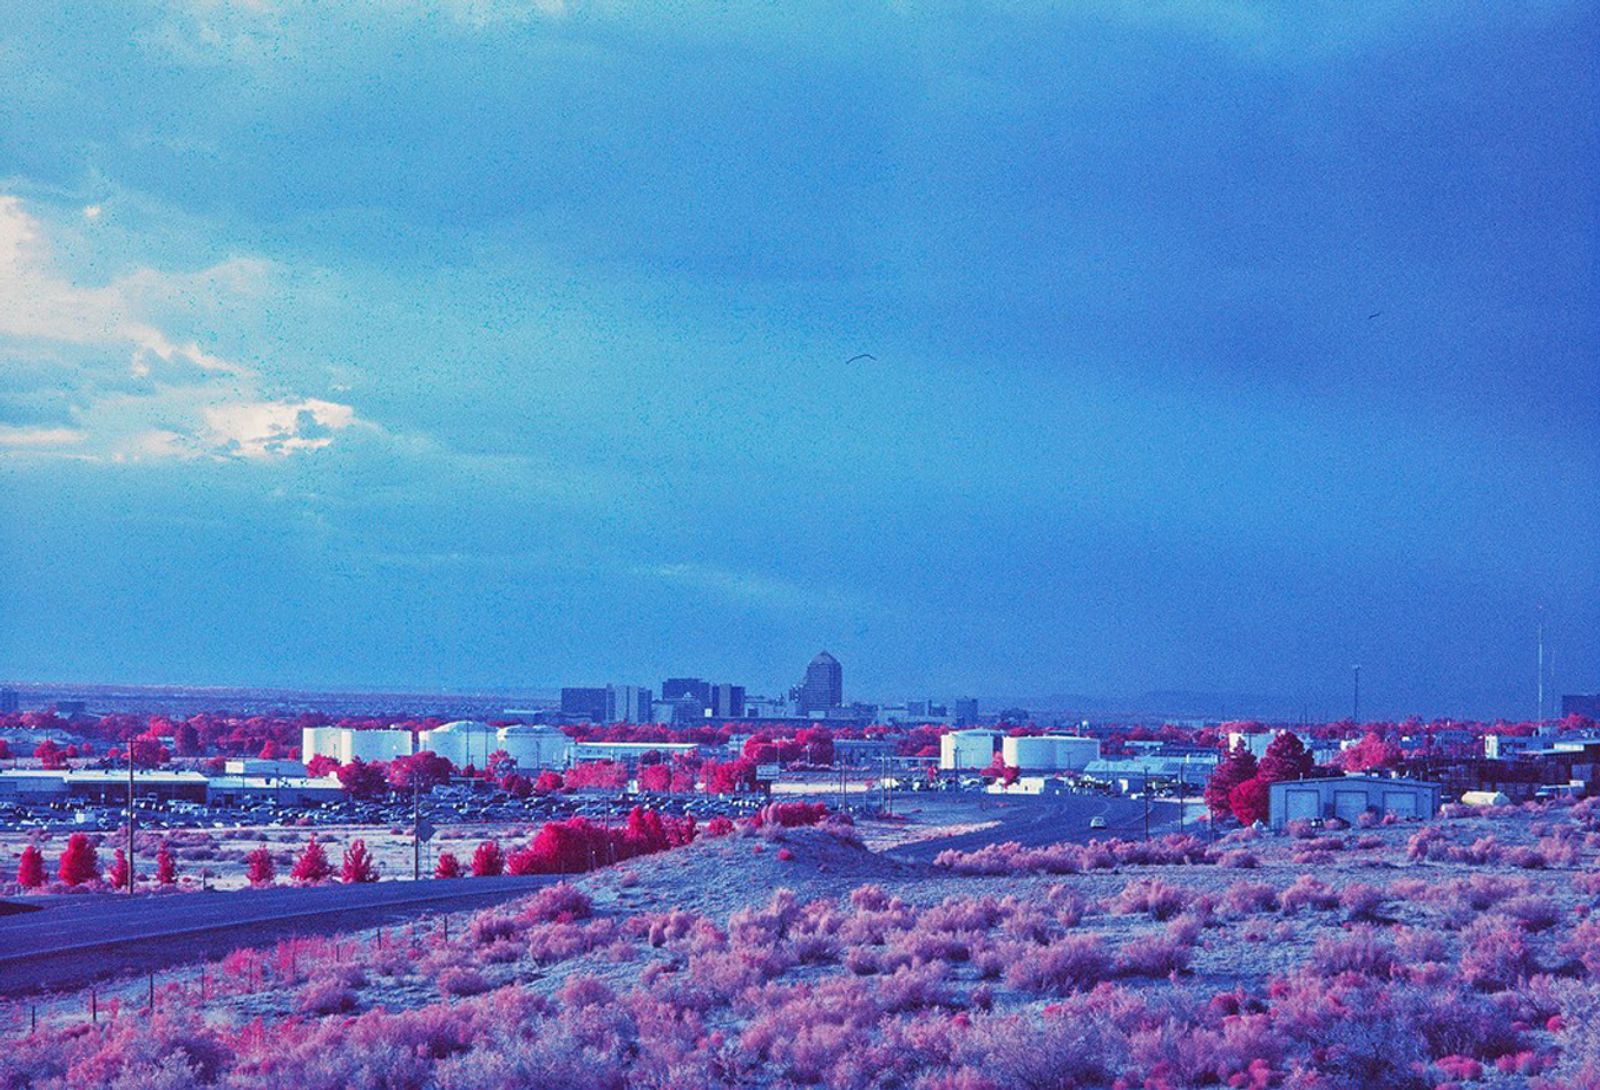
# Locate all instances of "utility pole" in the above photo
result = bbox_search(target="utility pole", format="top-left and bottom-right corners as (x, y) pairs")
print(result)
(1352, 665), (1362, 724)
(412, 779), (421, 882)
(126, 744), (135, 892)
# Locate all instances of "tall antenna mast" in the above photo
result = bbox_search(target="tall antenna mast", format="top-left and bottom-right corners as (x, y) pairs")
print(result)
(1537, 606), (1546, 725)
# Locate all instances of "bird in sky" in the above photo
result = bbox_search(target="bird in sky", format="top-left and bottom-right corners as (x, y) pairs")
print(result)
(1367, 312), (1383, 320)
(845, 353), (876, 364)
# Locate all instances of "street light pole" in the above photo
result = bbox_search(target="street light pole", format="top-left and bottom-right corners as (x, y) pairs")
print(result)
(126, 744), (135, 893)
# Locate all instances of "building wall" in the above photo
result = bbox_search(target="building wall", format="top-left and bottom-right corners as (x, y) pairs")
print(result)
(1268, 777), (1440, 830)
(940, 731), (999, 770)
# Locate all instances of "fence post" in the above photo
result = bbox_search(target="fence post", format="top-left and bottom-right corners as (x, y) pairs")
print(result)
(148, 972), (154, 1013)
(90, 989), (97, 1024)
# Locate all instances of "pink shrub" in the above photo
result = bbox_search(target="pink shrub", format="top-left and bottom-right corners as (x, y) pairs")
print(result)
(435, 851), (463, 879)
(1220, 880), (1279, 915)
(1278, 874), (1338, 913)
(705, 816), (736, 837)
(1003, 935), (1110, 994)
(436, 966), (491, 996)
(1111, 878), (1190, 921)
(516, 882), (592, 924)
(1458, 916), (1535, 990)
(1309, 926), (1396, 979)
(1217, 849), (1258, 869)
(1338, 882), (1386, 921)
(297, 975), (357, 1014)
(289, 834), (332, 884)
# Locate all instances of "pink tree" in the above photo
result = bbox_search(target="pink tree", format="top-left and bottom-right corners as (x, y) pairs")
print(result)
(471, 840), (505, 877)
(341, 839), (378, 883)
(435, 851), (463, 879)
(108, 848), (131, 890)
(1205, 743), (1258, 821)
(245, 845), (276, 886)
(289, 835), (332, 884)
(58, 833), (98, 885)
(155, 841), (178, 885)
(16, 846), (45, 889)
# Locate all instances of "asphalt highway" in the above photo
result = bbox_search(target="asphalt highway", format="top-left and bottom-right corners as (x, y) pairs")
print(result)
(0, 875), (559, 994)
(885, 793), (1201, 863)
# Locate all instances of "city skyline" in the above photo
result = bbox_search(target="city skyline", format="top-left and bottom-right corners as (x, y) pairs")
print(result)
(0, 4), (1595, 720)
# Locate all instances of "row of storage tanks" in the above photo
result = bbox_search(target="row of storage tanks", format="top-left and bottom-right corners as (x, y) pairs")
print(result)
(302, 721), (574, 771)
(939, 729), (1102, 772)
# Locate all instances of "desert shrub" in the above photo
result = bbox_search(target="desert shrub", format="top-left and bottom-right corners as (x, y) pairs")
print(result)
(341, 839), (379, 883)
(1220, 880), (1279, 915)
(435, 851), (463, 879)
(297, 975), (357, 1014)
(1111, 878), (1190, 921)
(1310, 926), (1396, 978)
(1116, 931), (1193, 978)
(16, 845), (44, 889)
(1558, 916), (1600, 976)
(1279, 874), (1338, 913)
(516, 882), (592, 924)
(1459, 916), (1535, 990)
(1003, 935), (1110, 994)
(1501, 895), (1562, 932)
(1217, 849), (1258, 869)
(436, 966), (491, 997)
(1339, 882), (1386, 921)
(705, 816), (736, 837)
(289, 835), (332, 884)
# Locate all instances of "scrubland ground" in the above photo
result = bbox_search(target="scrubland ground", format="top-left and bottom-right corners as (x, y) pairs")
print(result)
(6, 799), (1600, 1090)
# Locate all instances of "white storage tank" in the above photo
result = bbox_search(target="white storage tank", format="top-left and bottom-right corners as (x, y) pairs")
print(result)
(1002, 736), (1059, 770)
(346, 728), (416, 764)
(940, 729), (1000, 770)
(497, 724), (573, 771)
(417, 720), (496, 769)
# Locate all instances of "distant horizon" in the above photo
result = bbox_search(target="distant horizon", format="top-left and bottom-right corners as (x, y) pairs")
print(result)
(1, 674), (1583, 725)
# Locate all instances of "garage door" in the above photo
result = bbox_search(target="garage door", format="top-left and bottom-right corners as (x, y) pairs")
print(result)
(1383, 791), (1418, 818)
(1334, 790), (1369, 823)
(1285, 789), (1321, 822)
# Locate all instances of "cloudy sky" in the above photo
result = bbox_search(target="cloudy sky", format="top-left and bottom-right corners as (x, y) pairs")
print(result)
(1, 1), (1594, 718)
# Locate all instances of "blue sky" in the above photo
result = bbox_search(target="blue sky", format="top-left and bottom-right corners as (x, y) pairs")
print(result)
(0, 1), (1594, 718)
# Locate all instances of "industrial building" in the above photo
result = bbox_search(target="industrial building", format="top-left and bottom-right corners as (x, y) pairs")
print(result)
(1001, 735), (1100, 772)
(1082, 754), (1218, 794)
(940, 729), (1001, 770)
(0, 768), (341, 807)
(571, 740), (699, 766)
(496, 724), (574, 770)
(798, 652), (843, 715)
(1268, 775), (1441, 831)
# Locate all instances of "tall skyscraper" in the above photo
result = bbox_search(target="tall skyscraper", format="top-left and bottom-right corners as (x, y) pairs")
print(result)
(955, 697), (980, 726)
(710, 684), (746, 718)
(0, 688), (17, 714)
(607, 685), (653, 723)
(798, 651), (842, 715)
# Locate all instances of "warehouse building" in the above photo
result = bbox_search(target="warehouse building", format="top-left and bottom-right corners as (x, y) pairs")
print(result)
(1268, 774), (1440, 831)
(940, 729), (1001, 770)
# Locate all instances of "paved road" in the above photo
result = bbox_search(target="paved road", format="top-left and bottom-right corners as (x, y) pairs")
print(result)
(885, 794), (1202, 864)
(0, 877), (559, 994)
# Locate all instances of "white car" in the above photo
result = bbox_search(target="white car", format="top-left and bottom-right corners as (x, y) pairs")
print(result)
(1089, 816), (1107, 830)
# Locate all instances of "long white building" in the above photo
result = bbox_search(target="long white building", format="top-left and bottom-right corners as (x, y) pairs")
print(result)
(1001, 735), (1101, 772)
(300, 726), (415, 764)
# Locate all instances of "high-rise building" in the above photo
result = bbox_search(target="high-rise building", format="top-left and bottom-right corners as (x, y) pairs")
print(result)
(560, 687), (609, 722)
(662, 677), (712, 708)
(607, 685), (653, 724)
(798, 651), (842, 715)
(710, 684), (746, 718)
(955, 697), (980, 726)
(0, 688), (17, 714)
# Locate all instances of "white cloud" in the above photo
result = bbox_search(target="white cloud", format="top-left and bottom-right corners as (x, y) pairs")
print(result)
(0, 424), (85, 448)
(0, 194), (364, 463)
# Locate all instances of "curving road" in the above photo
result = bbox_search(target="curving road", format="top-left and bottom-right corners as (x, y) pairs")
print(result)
(0, 876), (559, 994)
(884, 793), (1203, 864)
